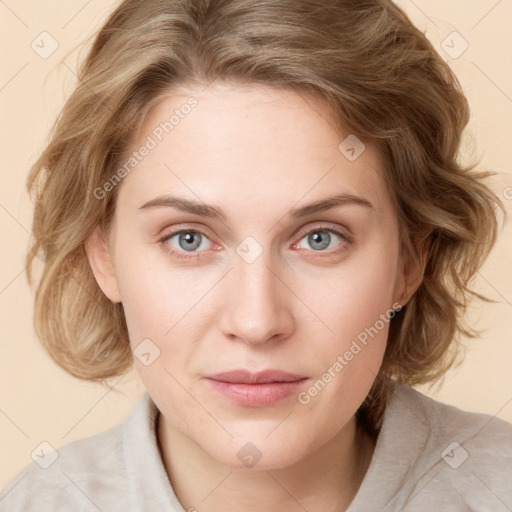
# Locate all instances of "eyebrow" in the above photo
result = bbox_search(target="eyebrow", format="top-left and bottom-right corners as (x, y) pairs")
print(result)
(137, 193), (374, 220)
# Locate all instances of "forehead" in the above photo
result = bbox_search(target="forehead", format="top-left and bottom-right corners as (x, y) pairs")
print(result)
(116, 82), (391, 217)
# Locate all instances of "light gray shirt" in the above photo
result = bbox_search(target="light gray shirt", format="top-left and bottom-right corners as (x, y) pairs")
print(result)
(1, 383), (511, 511)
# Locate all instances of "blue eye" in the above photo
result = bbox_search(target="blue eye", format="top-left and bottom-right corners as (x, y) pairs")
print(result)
(160, 229), (212, 259)
(159, 225), (352, 260)
(296, 228), (348, 252)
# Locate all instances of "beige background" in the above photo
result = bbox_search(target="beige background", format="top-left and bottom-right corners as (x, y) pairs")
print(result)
(1, 0), (511, 489)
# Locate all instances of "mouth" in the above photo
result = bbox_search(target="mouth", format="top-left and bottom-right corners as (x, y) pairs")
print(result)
(203, 369), (309, 407)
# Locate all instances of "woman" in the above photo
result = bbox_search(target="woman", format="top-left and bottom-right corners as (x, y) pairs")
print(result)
(1, 0), (511, 510)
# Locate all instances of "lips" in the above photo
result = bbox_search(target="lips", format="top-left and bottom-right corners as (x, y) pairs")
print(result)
(205, 369), (307, 384)
(203, 369), (309, 407)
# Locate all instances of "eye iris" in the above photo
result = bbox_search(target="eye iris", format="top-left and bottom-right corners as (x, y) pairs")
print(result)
(179, 232), (202, 251)
(172, 229), (337, 253)
(309, 231), (331, 250)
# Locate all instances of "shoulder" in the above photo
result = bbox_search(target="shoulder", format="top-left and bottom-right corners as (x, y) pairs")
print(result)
(396, 383), (512, 461)
(0, 422), (125, 511)
(383, 383), (512, 510)
(0, 392), (166, 512)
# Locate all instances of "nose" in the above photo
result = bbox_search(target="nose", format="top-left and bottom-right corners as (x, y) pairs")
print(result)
(218, 247), (295, 346)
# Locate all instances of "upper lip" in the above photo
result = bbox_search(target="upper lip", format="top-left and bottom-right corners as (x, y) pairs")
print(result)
(205, 369), (307, 384)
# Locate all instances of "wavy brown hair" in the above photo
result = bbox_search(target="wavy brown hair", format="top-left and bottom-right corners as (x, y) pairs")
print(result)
(25, 0), (504, 436)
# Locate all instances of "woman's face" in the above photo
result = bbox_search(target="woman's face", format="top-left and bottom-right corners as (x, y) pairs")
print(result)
(88, 82), (419, 469)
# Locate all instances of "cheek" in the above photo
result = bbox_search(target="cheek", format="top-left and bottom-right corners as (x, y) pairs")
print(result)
(310, 241), (398, 337)
(301, 289), (392, 415)
(301, 240), (398, 384)
(115, 258), (197, 399)
(117, 277), (167, 340)
(113, 241), (179, 342)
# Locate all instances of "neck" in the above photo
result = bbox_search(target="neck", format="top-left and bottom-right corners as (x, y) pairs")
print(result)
(157, 412), (376, 512)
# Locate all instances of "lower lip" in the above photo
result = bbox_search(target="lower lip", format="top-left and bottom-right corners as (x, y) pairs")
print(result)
(204, 378), (309, 407)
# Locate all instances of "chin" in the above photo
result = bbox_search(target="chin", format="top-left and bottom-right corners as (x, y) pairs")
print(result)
(204, 435), (310, 471)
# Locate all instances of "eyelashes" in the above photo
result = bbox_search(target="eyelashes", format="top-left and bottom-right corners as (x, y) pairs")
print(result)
(160, 229), (212, 259)
(158, 224), (353, 260)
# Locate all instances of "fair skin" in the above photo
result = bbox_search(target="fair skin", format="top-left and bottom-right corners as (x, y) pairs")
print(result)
(86, 82), (425, 511)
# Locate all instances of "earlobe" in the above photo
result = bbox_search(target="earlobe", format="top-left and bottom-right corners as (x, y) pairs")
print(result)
(84, 227), (122, 303)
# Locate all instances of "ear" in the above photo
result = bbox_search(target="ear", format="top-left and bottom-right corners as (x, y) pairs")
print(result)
(392, 234), (431, 307)
(84, 226), (122, 303)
